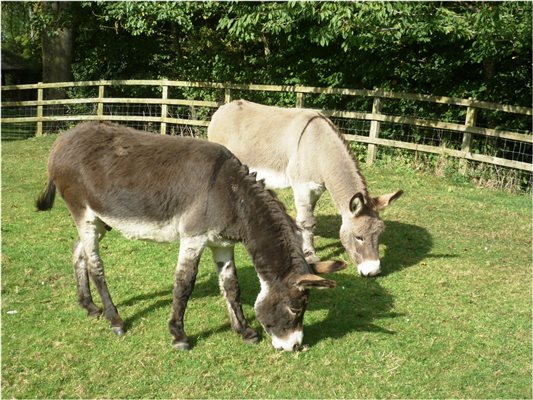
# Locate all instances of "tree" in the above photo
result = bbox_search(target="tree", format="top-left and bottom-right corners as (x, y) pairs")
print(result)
(1, 2), (41, 86)
(33, 1), (75, 99)
(2, 1), (531, 107)
(217, 1), (531, 105)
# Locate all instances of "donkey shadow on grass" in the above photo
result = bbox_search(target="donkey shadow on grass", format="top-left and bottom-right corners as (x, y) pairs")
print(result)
(300, 217), (436, 345)
(115, 217), (436, 347)
(315, 215), (435, 277)
(116, 267), (398, 348)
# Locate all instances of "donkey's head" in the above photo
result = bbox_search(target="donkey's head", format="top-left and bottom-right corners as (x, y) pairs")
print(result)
(340, 190), (403, 277)
(254, 260), (345, 351)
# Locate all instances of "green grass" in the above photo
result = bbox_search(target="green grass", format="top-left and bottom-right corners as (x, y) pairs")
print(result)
(2, 135), (532, 399)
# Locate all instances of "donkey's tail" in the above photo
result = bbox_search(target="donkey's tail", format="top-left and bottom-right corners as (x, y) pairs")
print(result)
(36, 179), (56, 211)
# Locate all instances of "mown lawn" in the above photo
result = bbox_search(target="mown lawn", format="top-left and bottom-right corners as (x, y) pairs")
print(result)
(2, 135), (531, 399)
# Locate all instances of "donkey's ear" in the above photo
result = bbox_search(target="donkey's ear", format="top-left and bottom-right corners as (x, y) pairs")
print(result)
(309, 260), (347, 274)
(373, 190), (404, 211)
(349, 192), (365, 216)
(292, 274), (336, 291)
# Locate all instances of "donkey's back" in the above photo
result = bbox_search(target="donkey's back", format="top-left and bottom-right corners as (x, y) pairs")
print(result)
(208, 99), (321, 185)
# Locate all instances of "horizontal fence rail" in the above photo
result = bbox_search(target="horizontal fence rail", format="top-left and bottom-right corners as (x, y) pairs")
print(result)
(1, 79), (532, 172)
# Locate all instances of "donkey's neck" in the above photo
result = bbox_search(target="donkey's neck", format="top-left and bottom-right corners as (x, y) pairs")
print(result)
(232, 176), (306, 282)
(320, 131), (369, 216)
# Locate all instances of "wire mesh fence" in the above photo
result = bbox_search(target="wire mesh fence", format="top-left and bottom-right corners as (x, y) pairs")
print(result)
(1, 80), (531, 191)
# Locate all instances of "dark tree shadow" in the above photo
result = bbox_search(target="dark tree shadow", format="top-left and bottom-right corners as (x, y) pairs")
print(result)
(315, 215), (440, 276)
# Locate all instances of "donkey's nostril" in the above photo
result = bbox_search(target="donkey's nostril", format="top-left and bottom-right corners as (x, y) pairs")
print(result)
(357, 260), (381, 277)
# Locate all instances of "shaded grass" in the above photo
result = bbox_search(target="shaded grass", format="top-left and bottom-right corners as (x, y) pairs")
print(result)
(2, 135), (531, 398)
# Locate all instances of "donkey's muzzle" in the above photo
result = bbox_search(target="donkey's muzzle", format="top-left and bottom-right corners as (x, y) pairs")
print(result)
(271, 330), (303, 351)
(357, 260), (381, 277)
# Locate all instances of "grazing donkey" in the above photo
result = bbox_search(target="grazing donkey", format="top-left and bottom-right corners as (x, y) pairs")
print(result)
(36, 121), (345, 351)
(208, 100), (403, 277)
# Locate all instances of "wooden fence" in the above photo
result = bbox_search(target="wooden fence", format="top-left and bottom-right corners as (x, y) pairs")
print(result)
(1, 79), (532, 172)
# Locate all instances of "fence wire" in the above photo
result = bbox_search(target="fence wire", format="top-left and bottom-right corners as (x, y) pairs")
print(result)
(1, 82), (531, 191)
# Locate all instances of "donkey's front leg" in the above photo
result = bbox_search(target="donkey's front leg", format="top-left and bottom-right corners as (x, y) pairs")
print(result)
(211, 246), (259, 344)
(169, 236), (205, 351)
(292, 183), (324, 263)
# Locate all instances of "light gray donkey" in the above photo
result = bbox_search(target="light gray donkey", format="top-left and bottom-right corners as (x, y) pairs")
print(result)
(208, 100), (403, 277)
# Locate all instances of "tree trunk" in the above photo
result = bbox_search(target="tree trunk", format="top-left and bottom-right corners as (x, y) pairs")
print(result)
(41, 1), (73, 100)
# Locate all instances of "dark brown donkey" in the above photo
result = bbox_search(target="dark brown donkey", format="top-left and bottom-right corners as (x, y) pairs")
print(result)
(36, 121), (346, 351)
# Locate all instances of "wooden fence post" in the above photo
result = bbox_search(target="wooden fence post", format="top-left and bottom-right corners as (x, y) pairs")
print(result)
(1, 79), (530, 171)
(224, 88), (232, 103)
(36, 82), (43, 137)
(460, 104), (478, 172)
(366, 96), (382, 165)
(97, 84), (104, 119)
(296, 92), (305, 108)
(160, 81), (168, 135)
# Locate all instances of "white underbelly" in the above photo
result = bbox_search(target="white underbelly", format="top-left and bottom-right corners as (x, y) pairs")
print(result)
(97, 214), (236, 248)
(100, 215), (181, 243)
(252, 168), (290, 189)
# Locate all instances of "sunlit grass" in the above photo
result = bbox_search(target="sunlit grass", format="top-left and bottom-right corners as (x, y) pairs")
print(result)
(2, 135), (531, 398)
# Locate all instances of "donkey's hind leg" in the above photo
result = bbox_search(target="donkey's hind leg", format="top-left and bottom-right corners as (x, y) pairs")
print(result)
(77, 213), (125, 336)
(73, 241), (101, 317)
(212, 246), (259, 344)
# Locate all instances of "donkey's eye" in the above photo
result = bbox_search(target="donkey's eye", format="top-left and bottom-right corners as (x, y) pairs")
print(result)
(355, 236), (364, 243)
(288, 307), (302, 315)
(287, 300), (304, 315)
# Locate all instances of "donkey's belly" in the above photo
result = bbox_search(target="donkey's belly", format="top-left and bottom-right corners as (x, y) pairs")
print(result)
(99, 214), (181, 243)
(252, 168), (290, 189)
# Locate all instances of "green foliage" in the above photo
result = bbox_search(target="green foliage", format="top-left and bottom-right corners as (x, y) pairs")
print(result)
(214, 2), (531, 105)
(3, 2), (530, 107)
(1, 3), (35, 59)
(92, 2), (195, 36)
(2, 136), (531, 398)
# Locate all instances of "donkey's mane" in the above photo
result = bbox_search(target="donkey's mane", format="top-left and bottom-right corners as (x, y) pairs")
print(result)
(228, 158), (307, 277)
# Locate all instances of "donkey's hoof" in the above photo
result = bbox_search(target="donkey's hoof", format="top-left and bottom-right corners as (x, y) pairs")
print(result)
(304, 253), (320, 264)
(84, 304), (102, 318)
(111, 326), (125, 336)
(172, 340), (190, 351)
(87, 309), (102, 318)
(243, 328), (260, 344)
